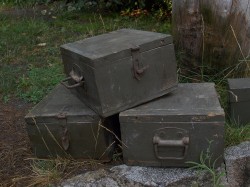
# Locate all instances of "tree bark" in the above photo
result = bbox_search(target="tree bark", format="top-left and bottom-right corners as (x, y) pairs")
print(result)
(172, 0), (250, 76)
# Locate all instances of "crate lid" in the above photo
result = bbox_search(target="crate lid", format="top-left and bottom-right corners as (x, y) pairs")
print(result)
(228, 78), (250, 102)
(119, 83), (225, 123)
(25, 84), (100, 124)
(60, 29), (172, 65)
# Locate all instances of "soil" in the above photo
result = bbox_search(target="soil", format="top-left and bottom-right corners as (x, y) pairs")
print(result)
(0, 97), (33, 186)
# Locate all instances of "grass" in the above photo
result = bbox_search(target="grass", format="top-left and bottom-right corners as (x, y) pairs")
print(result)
(17, 63), (64, 103)
(225, 122), (250, 147)
(0, 13), (61, 102)
(1, 0), (46, 7)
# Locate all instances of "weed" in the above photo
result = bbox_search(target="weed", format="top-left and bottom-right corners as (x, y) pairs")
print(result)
(2, 95), (10, 103)
(187, 141), (225, 187)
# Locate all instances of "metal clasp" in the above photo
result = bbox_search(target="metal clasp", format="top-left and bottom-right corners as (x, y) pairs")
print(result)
(57, 112), (70, 151)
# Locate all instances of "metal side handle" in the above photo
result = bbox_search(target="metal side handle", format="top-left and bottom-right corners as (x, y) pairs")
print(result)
(61, 77), (84, 89)
(61, 68), (84, 89)
(153, 135), (189, 160)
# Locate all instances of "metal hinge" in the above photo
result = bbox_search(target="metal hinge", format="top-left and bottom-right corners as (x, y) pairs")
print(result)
(131, 46), (149, 80)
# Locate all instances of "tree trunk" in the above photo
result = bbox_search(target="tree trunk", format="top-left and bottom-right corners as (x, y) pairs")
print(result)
(172, 0), (250, 77)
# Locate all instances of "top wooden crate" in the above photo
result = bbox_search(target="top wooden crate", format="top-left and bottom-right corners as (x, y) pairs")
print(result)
(60, 29), (177, 117)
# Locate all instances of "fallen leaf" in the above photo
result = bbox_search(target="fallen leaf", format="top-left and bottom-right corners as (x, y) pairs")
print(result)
(37, 43), (46, 47)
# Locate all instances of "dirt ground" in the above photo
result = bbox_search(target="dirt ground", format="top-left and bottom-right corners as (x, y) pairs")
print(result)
(0, 97), (33, 186)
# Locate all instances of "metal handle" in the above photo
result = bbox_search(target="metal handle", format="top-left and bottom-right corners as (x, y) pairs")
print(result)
(61, 77), (84, 89)
(153, 136), (189, 160)
(61, 68), (84, 89)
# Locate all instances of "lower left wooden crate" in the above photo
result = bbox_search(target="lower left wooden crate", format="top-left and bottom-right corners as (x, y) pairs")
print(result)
(25, 84), (116, 160)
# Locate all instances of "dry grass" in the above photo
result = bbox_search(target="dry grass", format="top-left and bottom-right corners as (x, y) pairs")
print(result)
(11, 157), (103, 187)
(98, 120), (127, 148)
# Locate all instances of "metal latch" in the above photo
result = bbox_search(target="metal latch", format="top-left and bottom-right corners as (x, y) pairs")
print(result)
(131, 46), (149, 80)
(57, 112), (70, 151)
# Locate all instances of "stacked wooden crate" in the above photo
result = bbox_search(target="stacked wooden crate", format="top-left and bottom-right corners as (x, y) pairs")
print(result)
(25, 29), (225, 167)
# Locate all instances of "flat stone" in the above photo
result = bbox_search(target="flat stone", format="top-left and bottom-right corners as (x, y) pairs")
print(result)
(60, 168), (144, 187)
(60, 165), (213, 187)
(111, 165), (201, 186)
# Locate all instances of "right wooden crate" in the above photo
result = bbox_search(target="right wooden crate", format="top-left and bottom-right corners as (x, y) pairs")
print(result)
(119, 83), (225, 167)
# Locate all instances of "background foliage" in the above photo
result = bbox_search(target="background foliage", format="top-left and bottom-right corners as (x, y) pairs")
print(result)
(2, 0), (172, 20)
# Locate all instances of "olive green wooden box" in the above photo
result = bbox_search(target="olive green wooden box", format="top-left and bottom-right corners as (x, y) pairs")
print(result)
(119, 83), (225, 167)
(25, 84), (115, 160)
(228, 78), (250, 125)
(60, 29), (177, 117)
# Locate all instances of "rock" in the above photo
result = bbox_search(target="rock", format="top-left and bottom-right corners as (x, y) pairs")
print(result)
(60, 168), (144, 187)
(224, 141), (250, 187)
(60, 165), (213, 187)
(60, 141), (250, 187)
(110, 165), (211, 187)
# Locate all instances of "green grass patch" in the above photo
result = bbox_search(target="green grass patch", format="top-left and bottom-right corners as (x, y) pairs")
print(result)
(17, 63), (64, 103)
(225, 122), (250, 147)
